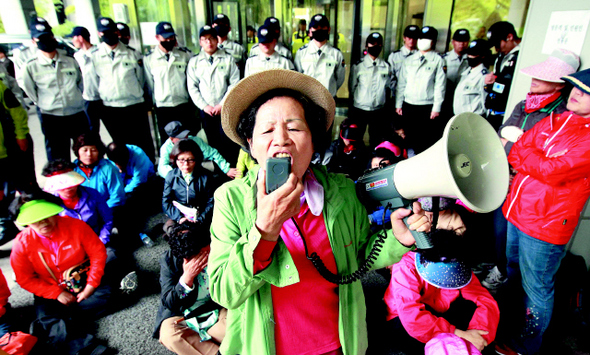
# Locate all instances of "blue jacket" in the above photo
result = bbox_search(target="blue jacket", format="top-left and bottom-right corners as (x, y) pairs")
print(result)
(74, 158), (126, 208)
(120, 144), (156, 194)
(162, 167), (214, 225)
(56, 186), (113, 244)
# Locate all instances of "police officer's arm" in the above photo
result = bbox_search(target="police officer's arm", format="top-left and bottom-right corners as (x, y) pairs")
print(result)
(387, 55), (397, 96)
(73, 58), (84, 95)
(476, 74), (488, 116)
(396, 61), (408, 111)
(335, 51), (346, 91)
(84, 57), (101, 101)
(218, 60), (240, 109)
(432, 59), (447, 114)
(21, 63), (38, 105)
(143, 54), (156, 105)
(348, 62), (358, 103)
(294, 49), (303, 73)
(244, 57), (252, 78)
(186, 57), (208, 110)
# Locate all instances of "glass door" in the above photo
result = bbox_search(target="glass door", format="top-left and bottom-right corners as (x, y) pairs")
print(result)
(211, 0), (243, 44)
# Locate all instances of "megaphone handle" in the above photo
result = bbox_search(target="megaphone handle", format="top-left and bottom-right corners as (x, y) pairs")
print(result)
(402, 215), (433, 250)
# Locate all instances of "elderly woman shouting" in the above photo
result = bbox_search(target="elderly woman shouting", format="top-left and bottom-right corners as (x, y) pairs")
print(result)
(208, 69), (430, 355)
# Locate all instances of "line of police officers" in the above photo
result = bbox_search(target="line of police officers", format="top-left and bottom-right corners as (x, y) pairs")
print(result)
(5, 14), (520, 168)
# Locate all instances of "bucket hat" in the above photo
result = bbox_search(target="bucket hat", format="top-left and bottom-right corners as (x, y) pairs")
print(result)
(44, 171), (86, 193)
(520, 49), (580, 83)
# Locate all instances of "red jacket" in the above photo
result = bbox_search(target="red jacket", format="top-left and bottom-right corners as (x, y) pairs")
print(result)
(384, 252), (499, 345)
(0, 270), (10, 318)
(10, 216), (107, 300)
(503, 111), (590, 245)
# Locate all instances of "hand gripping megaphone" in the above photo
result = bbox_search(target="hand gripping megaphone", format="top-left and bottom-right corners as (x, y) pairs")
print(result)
(357, 112), (509, 249)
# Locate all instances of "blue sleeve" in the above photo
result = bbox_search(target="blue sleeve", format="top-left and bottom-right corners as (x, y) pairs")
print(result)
(96, 193), (114, 244)
(124, 145), (155, 193)
(103, 161), (127, 208)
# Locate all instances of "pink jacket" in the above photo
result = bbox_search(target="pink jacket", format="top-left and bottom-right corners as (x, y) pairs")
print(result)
(384, 252), (499, 344)
(10, 216), (107, 300)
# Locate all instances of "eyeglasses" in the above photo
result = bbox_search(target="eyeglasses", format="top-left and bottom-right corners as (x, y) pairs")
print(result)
(177, 158), (196, 164)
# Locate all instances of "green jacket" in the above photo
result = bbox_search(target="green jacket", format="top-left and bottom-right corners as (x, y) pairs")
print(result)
(208, 164), (411, 355)
(0, 80), (28, 160)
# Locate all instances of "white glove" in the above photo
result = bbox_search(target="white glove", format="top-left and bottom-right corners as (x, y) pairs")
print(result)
(501, 126), (524, 143)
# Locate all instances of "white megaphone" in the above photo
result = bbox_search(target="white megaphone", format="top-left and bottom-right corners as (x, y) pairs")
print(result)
(357, 112), (509, 249)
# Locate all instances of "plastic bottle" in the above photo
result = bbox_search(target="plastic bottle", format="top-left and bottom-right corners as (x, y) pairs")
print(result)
(140, 233), (155, 248)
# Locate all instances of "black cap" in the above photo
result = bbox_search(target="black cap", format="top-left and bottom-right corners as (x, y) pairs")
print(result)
(97, 17), (117, 32)
(309, 14), (329, 29)
(156, 22), (175, 39)
(452, 28), (470, 42)
(30, 17), (52, 38)
(257, 24), (276, 43)
(213, 14), (230, 27)
(487, 21), (516, 47)
(0, 45), (7, 55)
(199, 25), (217, 38)
(403, 25), (420, 39)
(466, 39), (490, 57)
(116, 23), (130, 37)
(562, 68), (590, 96)
(366, 32), (383, 46)
(164, 121), (190, 139)
(264, 17), (281, 32)
(65, 26), (90, 40)
(419, 26), (438, 40)
(340, 120), (362, 141)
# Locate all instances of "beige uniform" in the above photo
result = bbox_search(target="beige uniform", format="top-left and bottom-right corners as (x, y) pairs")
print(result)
(387, 46), (416, 93)
(86, 42), (145, 107)
(249, 42), (293, 61)
(349, 55), (392, 111)
(218, 40), (246, 68)
(144, 46), (193, 107)
(443, 50), (469, 85)
(294, 41), (345, 97)
(73, 46), (98, 101)
(396, 51), (446, 112)
(453, 63), (488, 116)
(0, 65), (24, 107)
(244, 52), (294, 77)
(186, 49), (239, 110)
(22, 49), (84, 115)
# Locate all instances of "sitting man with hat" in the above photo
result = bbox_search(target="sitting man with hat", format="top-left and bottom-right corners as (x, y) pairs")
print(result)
(244, 23), (294, 77)
(495, 68), (590, 355)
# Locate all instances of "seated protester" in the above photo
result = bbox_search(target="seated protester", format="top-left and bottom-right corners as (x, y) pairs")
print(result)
(106, 142), (157, 195)
(383, 229), (499, 354)
(73, 133), (125, 209)
(9, 192), (111, 354)
(155, 223), (227, 354)
(42, 159), (113, 245)
(323, 118), (370, 181)
(0, 270), (15, 338)
(162, 139), (214, 236)
(236, 146), (257, 179)
(158, 121), (237, 179)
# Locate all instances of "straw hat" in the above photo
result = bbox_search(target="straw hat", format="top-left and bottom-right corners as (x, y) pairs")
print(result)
(16, 200), (64, 226)
(520, 49), (580, 83)
(43, 170), (86, 193)
(221, 69), (335, 147)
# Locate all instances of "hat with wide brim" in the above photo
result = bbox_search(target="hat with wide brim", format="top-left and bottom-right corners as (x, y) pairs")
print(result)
(16, 200), (64, 226)
(415, 252), (472, 289)
(562, 68), (590, 95)
(520, 49), (579, 83)
(43, 171), (86, 193)
(221, 69), (335, 147)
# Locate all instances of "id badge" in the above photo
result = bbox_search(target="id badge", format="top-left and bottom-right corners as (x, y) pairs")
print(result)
(492, 82), (505, 94)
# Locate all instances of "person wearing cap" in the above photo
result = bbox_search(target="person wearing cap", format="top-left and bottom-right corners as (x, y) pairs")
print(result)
(246, 25), (258, 54)
(349, 32), (393, 148)
(208, 68), (430, 354)
(291, 19), (310, 57)
(387, 25), (420, 93)
(250, 17), (293, 61)
(443, 29), (471, 86)
(116, 22), (131, 47)
(484, 21), (521, 131)
(244, 24), (294, 78)
(158, 121), (236, 179)
(395, 26), (446, 154)
(323, 118), (371, 181)
(9, 192), (111, 354)
(22, 17), (89, 162)
(106, 142), (156, 195)
(384, 228), (499, 354)
(85, 17), (155, 161)
(187, 25), (240, 165)
(496, 68), (590, 355)
(453, 39), (490, 116)
(67, 26), (102, 135)
(0, 46), (15, 79)
(212, 14), (246, 73)
(144, 21), (196, 142)
(294, 14), (346, 98)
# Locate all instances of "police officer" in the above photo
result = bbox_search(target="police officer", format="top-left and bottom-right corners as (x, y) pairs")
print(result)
(443, 29), (470, 85)
(349, 32), (393, 147)
(453, 39), (490, 116)
(86, 17), (155, 161)
(244, 24), (294, 77)
(484, 21), (521, 131)
(294, 14), (345, 98)
(144, 22), (196, 143)
(212, 14), (246, 75)
(395, 26), (446, 154)
(67, 26), (102, 134)
(387, 25), (420, 93)
(187, 25), (239, 164)
(117, 22), (132, 46)
(22, 18), (89, 162)
(250, 17), (293, 61)
(13, 18), (42, 89)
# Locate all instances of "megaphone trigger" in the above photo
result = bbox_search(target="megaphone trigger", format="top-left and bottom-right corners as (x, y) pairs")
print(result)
(400, 203), (433, 250)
